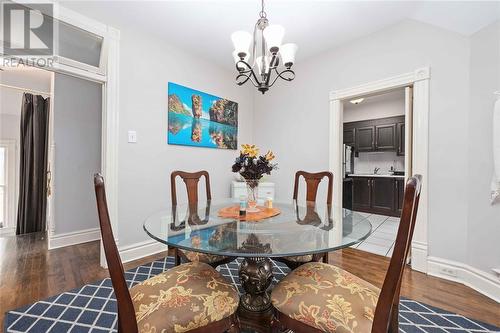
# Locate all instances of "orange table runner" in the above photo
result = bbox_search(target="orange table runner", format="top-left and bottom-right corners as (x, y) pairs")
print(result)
(217, 205), (281, 222)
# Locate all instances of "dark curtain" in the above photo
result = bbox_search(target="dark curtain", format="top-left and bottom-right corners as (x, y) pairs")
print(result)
(16, 93), (50, 235)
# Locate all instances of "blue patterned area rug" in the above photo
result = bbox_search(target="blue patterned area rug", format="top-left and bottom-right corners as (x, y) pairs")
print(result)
(4, 257), (499, 333)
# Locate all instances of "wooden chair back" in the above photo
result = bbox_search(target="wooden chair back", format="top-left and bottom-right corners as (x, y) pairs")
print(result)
(171, 170), (211, 206)
(94, 174), (138, 333)
(372, 175), (422, 333)
(293, 171), (333, 204)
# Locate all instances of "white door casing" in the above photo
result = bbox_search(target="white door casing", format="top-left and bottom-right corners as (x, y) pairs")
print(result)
(329, 67), (430, 273)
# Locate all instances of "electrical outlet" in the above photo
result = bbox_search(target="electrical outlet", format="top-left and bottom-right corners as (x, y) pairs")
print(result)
(440, 267), (458, 277)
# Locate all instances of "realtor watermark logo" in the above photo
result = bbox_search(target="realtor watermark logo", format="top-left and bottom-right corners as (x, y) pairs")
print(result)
(2, 2), (54, 67)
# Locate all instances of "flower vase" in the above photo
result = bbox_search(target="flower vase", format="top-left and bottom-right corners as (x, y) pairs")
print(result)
(245, 180), (259, 213)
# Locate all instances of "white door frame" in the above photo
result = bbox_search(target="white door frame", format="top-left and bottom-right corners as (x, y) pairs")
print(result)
(329, 67), (430, 273)
(32, 4), (121, 268)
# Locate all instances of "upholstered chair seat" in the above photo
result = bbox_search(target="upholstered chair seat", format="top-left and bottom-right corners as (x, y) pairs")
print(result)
(130, 261), (239, 333)
(283, 254), (314, 262)
(179, 249), (228, 264)
(271, 262), (379, 333)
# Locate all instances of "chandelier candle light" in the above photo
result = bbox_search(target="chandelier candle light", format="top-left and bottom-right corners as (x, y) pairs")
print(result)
(231, 0), (297, 94)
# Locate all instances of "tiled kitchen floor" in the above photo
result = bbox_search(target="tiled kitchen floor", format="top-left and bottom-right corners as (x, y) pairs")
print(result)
(353, 212), (399, 257)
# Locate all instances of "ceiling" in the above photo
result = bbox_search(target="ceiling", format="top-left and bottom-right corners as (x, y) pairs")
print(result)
(61, 1), (500, 70)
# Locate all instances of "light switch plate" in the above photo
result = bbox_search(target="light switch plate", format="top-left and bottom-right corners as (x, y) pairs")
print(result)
(128, 130), (137, 143)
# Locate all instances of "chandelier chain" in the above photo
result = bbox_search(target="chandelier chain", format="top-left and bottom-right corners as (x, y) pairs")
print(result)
(259, 0), (266, 18)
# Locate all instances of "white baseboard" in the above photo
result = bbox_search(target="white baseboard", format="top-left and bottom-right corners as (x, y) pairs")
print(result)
(0, 226), (16, 236)
(118, 239), (168, 264)
(411, 241), (428, 273)
(48, 228), (101, 249)
(427, 256), (500, 303)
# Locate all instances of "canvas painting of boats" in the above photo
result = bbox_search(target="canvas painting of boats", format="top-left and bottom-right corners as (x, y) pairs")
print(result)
(168, 82), (238, 150)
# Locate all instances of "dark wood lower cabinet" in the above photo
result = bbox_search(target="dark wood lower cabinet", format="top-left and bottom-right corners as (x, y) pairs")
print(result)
(352, 177), (371, 211)
(371, 177), (395, 214)
(396, 178), (405, 215)
(352, 176), (404, 217)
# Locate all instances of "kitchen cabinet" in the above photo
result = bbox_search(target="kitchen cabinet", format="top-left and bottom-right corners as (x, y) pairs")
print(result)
(375, 124), (397, 151)
(343, 127), (355, 146)
(395, 178), (405, 214)
(371, 177), (395, 214)
(352, 177), (371, 210)
(355, 126), (375, 152)
(344, 116), (405, 153)
(397, 122), (405, 156)
(351, 176), (404, 217)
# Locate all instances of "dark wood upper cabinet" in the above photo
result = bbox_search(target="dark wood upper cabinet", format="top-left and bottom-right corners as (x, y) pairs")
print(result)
(397, 122), (405, 156)
(352, 177), (371, 210)
(375, 124), (397, 151)
(343, 127), (355, 146)
(355, 126), (375, 152)
(371, 177), (395, 214)
(344, 116), (405, 153)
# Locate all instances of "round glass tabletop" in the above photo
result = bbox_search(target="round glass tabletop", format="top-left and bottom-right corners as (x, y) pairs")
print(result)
(143, 199), (372, 258)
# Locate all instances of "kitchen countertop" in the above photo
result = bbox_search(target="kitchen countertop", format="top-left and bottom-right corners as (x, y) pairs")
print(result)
(348, 173), (405, 178)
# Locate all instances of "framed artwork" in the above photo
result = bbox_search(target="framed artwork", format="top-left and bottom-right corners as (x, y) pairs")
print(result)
(167, 82), (238, 149)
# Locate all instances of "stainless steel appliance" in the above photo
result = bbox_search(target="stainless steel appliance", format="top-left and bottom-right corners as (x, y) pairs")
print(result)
(343, 144), (354, 177)
(342, 145), (354, 233)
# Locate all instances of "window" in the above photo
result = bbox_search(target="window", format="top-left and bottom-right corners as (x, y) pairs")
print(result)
(0, 141), (16, 232)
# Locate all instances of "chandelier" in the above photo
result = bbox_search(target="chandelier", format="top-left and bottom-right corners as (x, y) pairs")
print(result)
(231, 0), (297, 94)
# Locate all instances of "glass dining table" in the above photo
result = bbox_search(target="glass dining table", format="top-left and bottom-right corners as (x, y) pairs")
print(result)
(143, 198), (372, 314)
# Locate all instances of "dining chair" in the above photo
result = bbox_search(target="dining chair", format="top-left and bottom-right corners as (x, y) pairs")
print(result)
(271, 175), (422, 333)
(275, 171), (333, 269)
(94, 174), (240, 333)
(171, 170), (234, 267)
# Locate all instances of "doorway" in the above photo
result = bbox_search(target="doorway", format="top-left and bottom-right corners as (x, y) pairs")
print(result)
(341, 88), (411, 257)
(329, 67), (430, 273)
(0, 66), (53, 236)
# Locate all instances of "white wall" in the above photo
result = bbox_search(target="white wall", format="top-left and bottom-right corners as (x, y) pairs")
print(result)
(53, 74), (102, 235)
(343, 89), (405, 123)
(254, 19), (471, 265)
(113, 25), (254, 248)
(467, 22), (500, 274)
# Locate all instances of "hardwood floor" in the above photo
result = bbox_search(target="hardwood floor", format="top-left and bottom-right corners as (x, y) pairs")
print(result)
(1, 232), (499, 329)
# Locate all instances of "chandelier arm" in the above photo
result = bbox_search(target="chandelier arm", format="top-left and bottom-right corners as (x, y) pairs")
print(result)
(235, 59), (253, 73)
(248, 74), (260, 88)
(264, 54), (278, 87)
(268, 68), (296, 87)
(236, 70), (260, 88)
(236, 72), (252, 86)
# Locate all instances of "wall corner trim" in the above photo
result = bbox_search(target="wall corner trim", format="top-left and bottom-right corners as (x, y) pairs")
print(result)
(118, 240), (168, 264)
(411, 241), (428, 273)
(48, 228), (101, 250)
(427, 256), (500, 303)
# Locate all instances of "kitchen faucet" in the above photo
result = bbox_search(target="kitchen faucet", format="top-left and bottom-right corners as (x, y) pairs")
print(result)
(374, 167), (380, 174)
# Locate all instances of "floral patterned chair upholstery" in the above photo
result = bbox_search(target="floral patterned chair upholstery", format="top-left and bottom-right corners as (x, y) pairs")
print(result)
(271, 175), (422, 333)
(271, 262), (379, 332)
(94, 174), (239, 333)
(131, 261), (239, 333)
